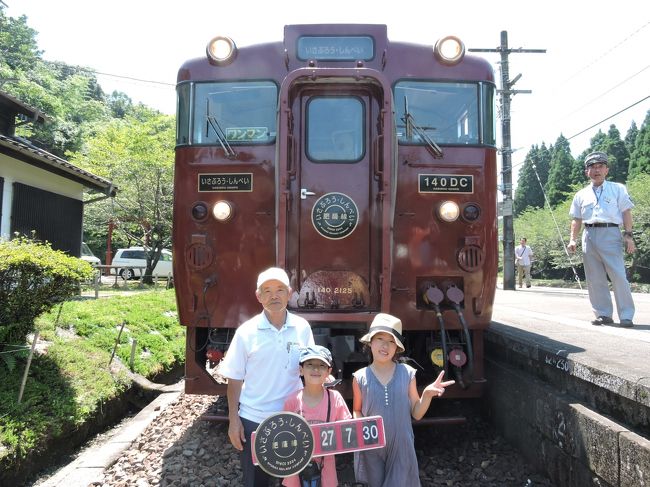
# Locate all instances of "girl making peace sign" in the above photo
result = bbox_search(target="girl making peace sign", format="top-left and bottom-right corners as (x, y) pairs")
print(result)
(352, 313), (455, 487)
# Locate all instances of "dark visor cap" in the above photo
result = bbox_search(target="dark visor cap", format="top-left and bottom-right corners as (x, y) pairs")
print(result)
(584, 151), (608, 168)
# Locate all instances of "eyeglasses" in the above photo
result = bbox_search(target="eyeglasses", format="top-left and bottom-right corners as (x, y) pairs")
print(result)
(302, 363), (329, 371)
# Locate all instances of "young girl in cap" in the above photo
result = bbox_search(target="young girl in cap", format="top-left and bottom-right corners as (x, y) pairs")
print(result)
(352, 313), (455, 487)
(282, 345), (351, 487)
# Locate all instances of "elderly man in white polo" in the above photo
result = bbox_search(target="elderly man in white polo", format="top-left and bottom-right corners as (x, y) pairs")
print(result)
(567, 151), (636, 327)
(220, 267), (315, 486)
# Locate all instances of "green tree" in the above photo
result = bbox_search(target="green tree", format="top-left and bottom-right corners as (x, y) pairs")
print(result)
(69, 107), (175, 282)
(106, 90), (134, 119)
(545, 135), (577, 207)
(624, 121), (639, 155)
(626, 173), (650, 280)
(0, 9), (41, 72)
(8, 61), (110, 157)
(514, 144), (551, 215)
(628, 110), (650, 179)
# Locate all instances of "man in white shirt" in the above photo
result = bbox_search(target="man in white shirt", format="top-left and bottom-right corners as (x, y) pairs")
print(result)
(515, 237), (534, 288)
(219, 267), (315, 486)
(567, 151), (636, 327)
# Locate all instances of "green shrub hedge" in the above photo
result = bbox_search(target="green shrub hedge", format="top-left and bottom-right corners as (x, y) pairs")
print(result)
(0, 238), (93, 346)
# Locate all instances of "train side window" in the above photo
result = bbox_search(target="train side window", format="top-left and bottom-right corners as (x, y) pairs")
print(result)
(186, 81), (278, 146)
(176, 82), (191, 146)
(481, 83), (497, 146)
(306, 96), (365, 163)
(394, 81), (486, 146)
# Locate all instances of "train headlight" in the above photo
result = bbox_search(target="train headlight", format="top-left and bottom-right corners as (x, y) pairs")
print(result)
(212, 200), (233, 222)
(437, 201), (460, 222)
(433, 36), (465, 65)
(206, 36), (237, 65)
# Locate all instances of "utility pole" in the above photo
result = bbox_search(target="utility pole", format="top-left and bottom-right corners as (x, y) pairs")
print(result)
(469, 31), (545, 290)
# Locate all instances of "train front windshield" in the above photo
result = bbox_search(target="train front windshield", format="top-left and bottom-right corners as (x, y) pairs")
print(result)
(176, 81), (278, 146)
(394, 81), (496, 146)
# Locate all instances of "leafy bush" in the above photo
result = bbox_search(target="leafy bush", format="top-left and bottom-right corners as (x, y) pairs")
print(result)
(0, 238), (93, 346)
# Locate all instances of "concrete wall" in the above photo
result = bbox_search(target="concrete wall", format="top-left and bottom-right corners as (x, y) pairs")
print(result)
(485, 357), (650, 487)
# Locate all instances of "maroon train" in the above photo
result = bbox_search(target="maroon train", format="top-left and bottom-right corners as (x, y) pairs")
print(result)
(173, 24), (497, 402)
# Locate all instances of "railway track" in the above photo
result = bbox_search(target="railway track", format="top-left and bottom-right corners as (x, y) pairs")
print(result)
(32, 391), (555, 487)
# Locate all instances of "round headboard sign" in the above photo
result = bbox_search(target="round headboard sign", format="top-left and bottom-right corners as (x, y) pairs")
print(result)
(311, 192), (359, 240)
(253, 412), (314, 477)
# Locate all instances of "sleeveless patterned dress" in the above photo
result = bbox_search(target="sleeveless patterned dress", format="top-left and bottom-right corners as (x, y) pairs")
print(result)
(353, 363), (420, 487)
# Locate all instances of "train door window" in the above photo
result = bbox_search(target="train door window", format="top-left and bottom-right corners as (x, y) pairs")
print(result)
(306, 96), (364, 163)
(190, 81), (277, 146)
(394, 81), (481, 146)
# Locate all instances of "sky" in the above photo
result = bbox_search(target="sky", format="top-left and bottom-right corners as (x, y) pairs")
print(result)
(5, 0), (650, 184)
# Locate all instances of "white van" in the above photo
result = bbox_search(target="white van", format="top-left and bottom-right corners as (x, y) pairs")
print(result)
(111, 247), (173, 279)
(81, 242), (101, 266)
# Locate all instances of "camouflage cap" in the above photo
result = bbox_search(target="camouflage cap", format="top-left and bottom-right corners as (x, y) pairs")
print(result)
(584, 151), (608, 168)
(299, 345), (332, 367)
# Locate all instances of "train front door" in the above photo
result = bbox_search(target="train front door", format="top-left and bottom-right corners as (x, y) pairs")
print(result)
(287, 86), (383, 312)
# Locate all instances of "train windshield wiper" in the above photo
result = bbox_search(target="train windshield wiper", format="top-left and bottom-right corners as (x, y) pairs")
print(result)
(401, 96), (443, 159)
(206, 115), (237, 158)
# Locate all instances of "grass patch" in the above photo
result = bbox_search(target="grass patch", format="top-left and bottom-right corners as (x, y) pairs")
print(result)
(0, 289), (182, 469)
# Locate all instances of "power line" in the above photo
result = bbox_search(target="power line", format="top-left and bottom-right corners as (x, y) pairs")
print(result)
(42, 59), (174, 87)
(566, 95), (650, 141)
(559, 21), (650, 86)
(93, 71), (174, 87)
(559, 65), (650, 121)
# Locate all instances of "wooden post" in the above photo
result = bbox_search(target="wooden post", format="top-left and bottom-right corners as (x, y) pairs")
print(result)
(18, 331), (39, 404)
(129, 339), (137, 371)
(109, 321), (126, 366)
(94, 269), (100, 299)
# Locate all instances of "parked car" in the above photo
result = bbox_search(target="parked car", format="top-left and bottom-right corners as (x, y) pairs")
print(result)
(111, 247), (173, 280)
(80, 242), (101, 266)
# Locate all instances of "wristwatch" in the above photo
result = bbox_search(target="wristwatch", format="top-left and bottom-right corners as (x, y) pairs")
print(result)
(623, 231), (633, 237)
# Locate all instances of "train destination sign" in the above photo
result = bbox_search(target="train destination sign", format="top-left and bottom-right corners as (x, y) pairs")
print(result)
(297, 36), (374, 61)
(418, 174), (474, 194)
(252, 414), (385, 477)
(198, 173), (253, 192)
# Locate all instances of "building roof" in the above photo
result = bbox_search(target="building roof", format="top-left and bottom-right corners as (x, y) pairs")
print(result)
(0, 134), (117, 196)
(0, 89), (50, 123)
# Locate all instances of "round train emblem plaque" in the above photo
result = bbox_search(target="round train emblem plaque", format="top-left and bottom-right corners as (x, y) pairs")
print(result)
(311, 192), (359, 240)
(253, 412), (314, 477)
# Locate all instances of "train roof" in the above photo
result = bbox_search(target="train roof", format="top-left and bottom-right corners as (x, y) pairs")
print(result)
(178, 24), (494, 84)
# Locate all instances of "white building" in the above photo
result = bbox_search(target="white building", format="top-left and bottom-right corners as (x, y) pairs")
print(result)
(0, 90), (116, 257)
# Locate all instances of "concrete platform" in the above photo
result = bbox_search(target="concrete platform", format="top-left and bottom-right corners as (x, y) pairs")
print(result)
(487, 285), (650, 486)
(490, 285), (650, 411)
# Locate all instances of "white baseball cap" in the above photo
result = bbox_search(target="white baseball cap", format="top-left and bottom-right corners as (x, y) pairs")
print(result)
(256, 267), (290, 289)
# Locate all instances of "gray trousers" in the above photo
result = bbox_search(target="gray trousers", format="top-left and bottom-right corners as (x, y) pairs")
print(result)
(582, 227), (635, 321)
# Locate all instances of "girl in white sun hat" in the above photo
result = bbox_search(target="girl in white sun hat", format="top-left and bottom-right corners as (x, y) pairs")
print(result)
(352, 313), (455, 487)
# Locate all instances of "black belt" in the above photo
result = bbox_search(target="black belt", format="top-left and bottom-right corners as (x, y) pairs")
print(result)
(584, 223), (618, 228)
